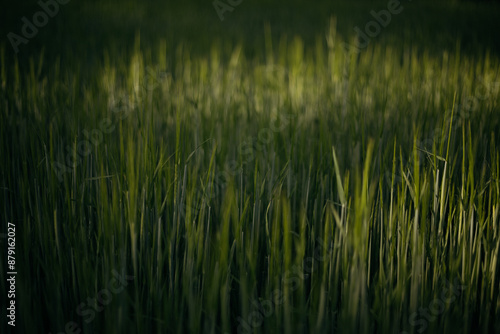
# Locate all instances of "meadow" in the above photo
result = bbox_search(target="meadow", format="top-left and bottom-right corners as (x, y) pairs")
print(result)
(1, 0), (500, 333)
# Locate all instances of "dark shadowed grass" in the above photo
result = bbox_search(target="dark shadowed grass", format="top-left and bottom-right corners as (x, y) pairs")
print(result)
(1, 1), (500, 334)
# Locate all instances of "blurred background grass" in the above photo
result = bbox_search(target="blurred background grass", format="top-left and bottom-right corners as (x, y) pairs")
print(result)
(2, 0), (500, 71)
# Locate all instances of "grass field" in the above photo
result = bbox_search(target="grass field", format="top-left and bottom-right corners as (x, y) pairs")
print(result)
(1, 0), (500, 333)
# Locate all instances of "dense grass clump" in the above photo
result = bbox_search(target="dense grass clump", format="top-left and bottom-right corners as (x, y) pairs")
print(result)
(1, 8), (500, 334)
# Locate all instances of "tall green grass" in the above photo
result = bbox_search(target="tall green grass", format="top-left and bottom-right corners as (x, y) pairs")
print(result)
(1, 15), (499, 334)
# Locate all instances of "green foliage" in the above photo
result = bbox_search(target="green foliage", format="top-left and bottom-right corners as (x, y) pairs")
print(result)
(1, 2), (500, 334)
